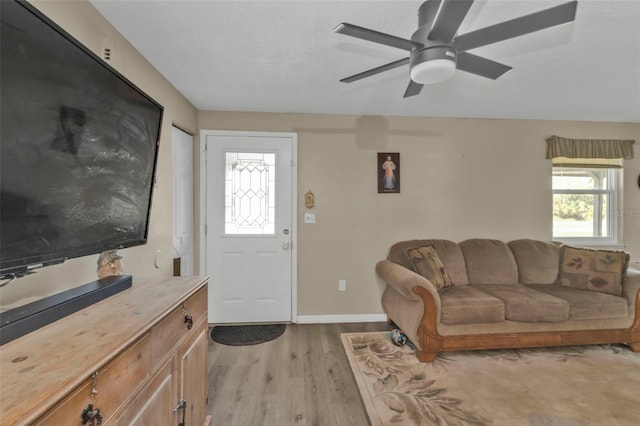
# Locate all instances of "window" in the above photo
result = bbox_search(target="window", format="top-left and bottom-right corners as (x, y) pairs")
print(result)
(552, 165), (621, 244)
(546, 135), (634, 245)
(224, 151), (276, 235)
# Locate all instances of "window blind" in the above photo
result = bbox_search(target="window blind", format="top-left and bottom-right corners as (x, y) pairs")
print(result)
(552, 157), (623, 168)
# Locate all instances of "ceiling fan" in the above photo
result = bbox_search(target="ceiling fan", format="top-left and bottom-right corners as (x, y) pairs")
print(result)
(333, 0), (578, 98)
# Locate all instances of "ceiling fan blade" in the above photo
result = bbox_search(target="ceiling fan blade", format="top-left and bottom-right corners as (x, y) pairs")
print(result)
(333, 23), (423, 52)
(340, 57), (410, 83)
(404, 80), (424, 98)
(456, 52), (512, 79)
(453, 1), (578, 52)
(418, 0), (442, 30)
(428, 0), (474, 42)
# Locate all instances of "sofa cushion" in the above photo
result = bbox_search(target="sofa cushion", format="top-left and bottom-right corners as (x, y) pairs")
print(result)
(508, 239), (560, 284)
(440, 286), (505, 325)
(460, 239), (518, 285)
(388, 239), (469, 285)
(527, 284), (629, 320)
(406, 245), (453, 293)
(473, 284), (570, 322)
(558, 246), (629, 296)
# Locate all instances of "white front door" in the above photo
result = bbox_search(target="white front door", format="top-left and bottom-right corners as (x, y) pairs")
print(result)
(201, 130), (296, 324)
(172, 126), (194, 276)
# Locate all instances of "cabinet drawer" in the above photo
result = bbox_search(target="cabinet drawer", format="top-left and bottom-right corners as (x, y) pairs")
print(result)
(150, 286), (207, 369)
(34, 333), (151, 425)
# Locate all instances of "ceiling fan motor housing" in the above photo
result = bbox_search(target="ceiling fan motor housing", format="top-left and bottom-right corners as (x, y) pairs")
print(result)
(410, 46), (457, 85)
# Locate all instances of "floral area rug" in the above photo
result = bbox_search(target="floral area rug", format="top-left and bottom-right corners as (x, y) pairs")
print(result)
(341, 332), (640, 426)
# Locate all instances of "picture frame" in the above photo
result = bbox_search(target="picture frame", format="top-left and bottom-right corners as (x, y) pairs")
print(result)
(378, 152), (400, 193)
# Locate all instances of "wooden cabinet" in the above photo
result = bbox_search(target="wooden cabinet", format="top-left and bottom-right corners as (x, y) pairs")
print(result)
(117, 291), (209, 426)
(0, 276), (211, 426)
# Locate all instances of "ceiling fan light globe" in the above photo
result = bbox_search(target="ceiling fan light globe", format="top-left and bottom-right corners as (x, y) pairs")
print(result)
(409, 46), (457, 85)
(410, 58), (456, 84)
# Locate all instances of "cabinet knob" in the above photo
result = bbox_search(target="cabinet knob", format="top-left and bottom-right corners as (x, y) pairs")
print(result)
(182, 303), (193, 330)
(81, 403), (103, 426)
(173, 399), (187, 426)
(90, 371), (99, 397)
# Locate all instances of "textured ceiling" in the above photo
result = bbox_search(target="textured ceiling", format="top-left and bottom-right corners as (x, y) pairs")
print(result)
(90, 0), (640, 123)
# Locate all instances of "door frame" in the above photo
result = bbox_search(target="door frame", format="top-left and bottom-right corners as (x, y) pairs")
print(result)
(172, 125), (194, 276)
(199, 130), (298, 323)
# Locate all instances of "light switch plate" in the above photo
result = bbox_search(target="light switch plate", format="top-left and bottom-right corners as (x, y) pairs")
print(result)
(304, 213), (316, 224)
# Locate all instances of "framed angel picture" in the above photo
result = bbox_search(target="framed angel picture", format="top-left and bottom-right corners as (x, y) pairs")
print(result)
(378, 152), (400, 193)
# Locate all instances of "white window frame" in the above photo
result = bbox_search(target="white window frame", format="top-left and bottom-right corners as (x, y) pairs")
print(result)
(552, 166), (622, 246)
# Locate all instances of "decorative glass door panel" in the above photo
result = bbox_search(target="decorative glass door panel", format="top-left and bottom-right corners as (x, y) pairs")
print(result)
(224, 152), (276, 235)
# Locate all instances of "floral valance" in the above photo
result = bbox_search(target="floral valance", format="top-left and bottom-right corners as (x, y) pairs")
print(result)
(545, 135), (635, 159)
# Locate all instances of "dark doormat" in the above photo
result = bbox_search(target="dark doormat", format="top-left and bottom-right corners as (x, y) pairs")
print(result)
(210, 324), (286, 346)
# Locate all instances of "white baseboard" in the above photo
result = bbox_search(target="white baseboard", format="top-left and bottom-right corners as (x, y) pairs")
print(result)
(295, 314), (387, 324)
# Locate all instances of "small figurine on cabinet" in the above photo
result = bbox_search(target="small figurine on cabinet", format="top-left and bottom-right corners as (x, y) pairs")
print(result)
(97, 250), (124, 278)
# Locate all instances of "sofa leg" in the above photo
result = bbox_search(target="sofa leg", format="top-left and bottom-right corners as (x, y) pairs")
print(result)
(416, 350), (438, 362)
(630, 342), (640, 352)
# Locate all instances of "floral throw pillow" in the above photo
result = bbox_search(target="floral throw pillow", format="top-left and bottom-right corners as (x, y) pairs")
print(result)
(406, 245), (453, 293)
(558, 246), (629, 296)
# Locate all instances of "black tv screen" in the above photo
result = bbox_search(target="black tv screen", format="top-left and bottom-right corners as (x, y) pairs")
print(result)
(1, 0), (164, 278)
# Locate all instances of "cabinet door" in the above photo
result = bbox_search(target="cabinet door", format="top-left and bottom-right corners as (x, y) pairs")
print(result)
(179, 328), (208, 425)
(116, 361), (178, 425)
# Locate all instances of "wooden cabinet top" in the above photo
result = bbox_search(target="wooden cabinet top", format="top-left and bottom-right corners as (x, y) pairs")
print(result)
(0, 275), (209, 425)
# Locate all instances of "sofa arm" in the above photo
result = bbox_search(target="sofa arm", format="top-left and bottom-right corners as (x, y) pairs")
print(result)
(376, 260), (442, 310)
(624, 268), (640, 312)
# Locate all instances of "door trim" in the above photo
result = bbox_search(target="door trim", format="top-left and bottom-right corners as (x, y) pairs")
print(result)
(172, 126), (194, 276)
(199, 130), (298, 323)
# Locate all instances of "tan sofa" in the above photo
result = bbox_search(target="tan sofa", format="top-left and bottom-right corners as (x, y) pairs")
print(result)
(377, 239), (640, 361)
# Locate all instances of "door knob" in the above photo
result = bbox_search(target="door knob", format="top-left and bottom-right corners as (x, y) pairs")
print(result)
(282, 241), (290, 250)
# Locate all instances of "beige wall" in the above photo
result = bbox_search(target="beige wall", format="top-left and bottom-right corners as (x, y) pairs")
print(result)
(1, 1), (638, 319)
(0, 0), (197, 308)
(197, 111), (640, 316)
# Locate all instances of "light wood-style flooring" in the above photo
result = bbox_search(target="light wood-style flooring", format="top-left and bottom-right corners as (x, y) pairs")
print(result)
(207, 322), (392, 426)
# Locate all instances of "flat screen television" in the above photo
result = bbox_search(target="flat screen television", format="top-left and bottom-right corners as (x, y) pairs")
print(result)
(1, 0), (164, 279)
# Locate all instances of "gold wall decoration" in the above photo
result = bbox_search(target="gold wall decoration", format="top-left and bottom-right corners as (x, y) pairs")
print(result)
(304, 191), (315, 208)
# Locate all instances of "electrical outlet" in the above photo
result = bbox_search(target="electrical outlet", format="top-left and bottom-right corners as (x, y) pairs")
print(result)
(338, 279), (347, 292)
